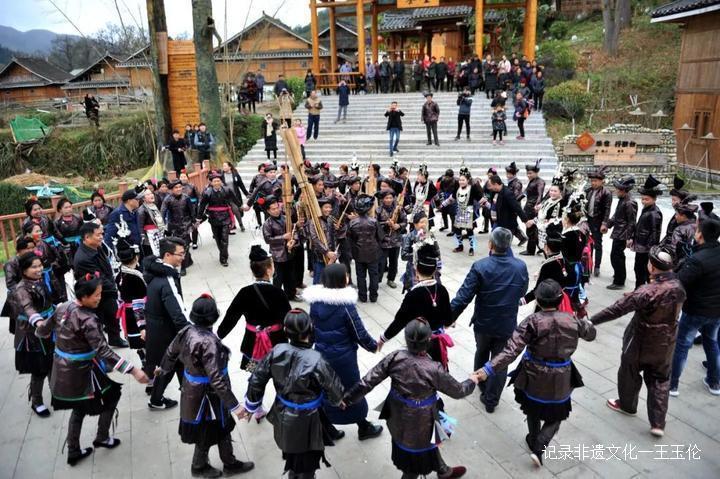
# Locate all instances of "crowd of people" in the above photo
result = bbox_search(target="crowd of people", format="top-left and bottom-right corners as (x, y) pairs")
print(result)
(5, 147), (719, 478)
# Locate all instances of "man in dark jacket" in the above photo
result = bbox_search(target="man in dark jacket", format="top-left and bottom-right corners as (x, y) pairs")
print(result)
(451, 227), (528, 412)
(520, 160), (545, 256)
(606, 176), (638, 290)
(164, 129), (188, 176)
(632, 175), (663, 289)
(421, 93), (440, 147)
(485, 175), (529, 238)
(585, 166), (613, 276)
(74, 222), (127, 347)
(193, 123), (215, 161)
(385, 101), (404, 157)
(335, 80), (350, 123)
(348, 194), (383, 303)
(391, 55), (405, 93)
(161, 180), (195, 275)
(455, 88), (472, 141)
(104, 189), (141, 248)
(435, 56), (448, 91)
(273, 74), (288, 97)
(377, 190), (406, 289)
(144, 237), (188, 410)
(591, 246), (686, 437)
(379, 55), (392, 93)
(670, 212), (720, 396)
(262, 197), (299, 300)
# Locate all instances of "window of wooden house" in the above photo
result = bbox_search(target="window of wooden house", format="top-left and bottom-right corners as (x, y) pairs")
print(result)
(300, 60), (308, 68)
(693, 110), (712, 138)
(259, 62), (267, 70)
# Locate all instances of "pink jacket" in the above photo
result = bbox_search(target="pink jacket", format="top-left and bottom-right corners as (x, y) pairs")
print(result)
(294, 126), (306, 146)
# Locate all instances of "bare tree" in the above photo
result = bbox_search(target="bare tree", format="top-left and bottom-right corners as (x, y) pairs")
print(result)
(192, 0), (227, 160)
(602, 0), (630, 57)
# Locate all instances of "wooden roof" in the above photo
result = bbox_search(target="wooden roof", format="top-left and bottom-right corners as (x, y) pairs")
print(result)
(216, 13), (318, 52)
(318, 21), (358, 37)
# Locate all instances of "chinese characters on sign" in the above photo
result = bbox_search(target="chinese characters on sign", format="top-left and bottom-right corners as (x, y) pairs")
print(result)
(545, 444), (702, 461)
(397, 0), (440, 9)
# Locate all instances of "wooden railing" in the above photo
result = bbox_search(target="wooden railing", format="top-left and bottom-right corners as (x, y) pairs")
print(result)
(0, 161), (209, 265)
(315, 71), (363, 90)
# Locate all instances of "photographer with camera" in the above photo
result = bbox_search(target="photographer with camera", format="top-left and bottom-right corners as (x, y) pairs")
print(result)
(455, 87), (473, 142)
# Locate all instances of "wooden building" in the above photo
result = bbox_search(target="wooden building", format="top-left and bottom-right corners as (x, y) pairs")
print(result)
(309, 0), (539, 78)
(380, 6), (507, 60)
(115, 46), (154, 95)
(652, 0), (720, 177)
(318, 21), (361, 58)
(0, 57), (70, 105)
(61, 53), (131, 99)
(215, 13), (350, 86)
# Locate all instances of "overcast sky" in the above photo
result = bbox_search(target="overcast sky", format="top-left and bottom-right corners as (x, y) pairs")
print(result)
(5, 0), (311, 37)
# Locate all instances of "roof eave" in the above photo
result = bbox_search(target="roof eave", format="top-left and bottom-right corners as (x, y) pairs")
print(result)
(651, 3), (720, 22)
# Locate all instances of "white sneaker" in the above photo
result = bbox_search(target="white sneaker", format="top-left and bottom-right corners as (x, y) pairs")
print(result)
(650, 428), (664, 438)
(669, 388), (679, 397)
(703, 377), (720, 395)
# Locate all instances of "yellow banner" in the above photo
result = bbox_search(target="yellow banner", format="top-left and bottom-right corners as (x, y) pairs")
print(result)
(397, 0), (441, 9)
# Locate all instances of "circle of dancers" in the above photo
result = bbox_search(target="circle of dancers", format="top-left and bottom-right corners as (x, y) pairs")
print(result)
(4, 157), (720, 478)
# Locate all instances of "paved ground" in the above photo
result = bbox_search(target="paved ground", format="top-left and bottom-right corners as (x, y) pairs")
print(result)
(1, 208), (719, 479)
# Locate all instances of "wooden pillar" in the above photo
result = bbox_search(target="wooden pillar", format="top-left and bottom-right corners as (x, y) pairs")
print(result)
(356, 0), (366, 74)
(329, 8), (338, 73)
(475, 0), (484, 57)
(310, 0), (320, 74)
(371, 2), (379, 65)
(426, 32), (433, 57)
(523, 0), (538, 60)
(419, 34), (425, 60)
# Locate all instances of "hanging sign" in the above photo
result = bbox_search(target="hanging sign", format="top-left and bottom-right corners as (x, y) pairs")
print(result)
(397, 0), (440, 9)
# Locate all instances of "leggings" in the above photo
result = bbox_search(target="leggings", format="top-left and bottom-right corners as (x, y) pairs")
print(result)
(493, 129), (504, 141)
(517, 117), (526, 138)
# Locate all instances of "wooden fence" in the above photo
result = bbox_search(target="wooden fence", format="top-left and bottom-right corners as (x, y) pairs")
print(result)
(0, 161), (209, 265)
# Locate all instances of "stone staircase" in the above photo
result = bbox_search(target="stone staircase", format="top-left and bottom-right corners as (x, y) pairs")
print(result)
(237, 91), (558, 184)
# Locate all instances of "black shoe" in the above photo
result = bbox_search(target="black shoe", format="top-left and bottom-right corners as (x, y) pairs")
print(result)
(192, 243), (199, 250)
(454, 137), (460, 141)
(702, 360), (708, 369)
(358, 298), (367, 303)
(148, 397), (179, 410)
(31, 404), (50, 417)
(108, 336), (129, 348)
(191, 463), (223, 478)
(426, 142), (432, 146)
(480, 395), (495, 413)
(446, 231), (455, 237)
(93, 437), (121, 449)
(525, 434), (533, 451)
(694, 335), (704, 345)
(593, 267), (600, 277)
(469, 248), (475, 257)
(452, 246), (464, 253)
(329, 428), (346, 441)
(221, 261), (229, 267)
(370, 297), (378, 303)
(517, 238), (527, 247)
(439, 226), (448, 231)
(519, 250), (534, 256)
(606, 283), (625, 290)
(223, 461), (255, 475)
(393, 148), (399, 153)
(229, 230), (236, 235)
(435, 142), (440, 147)
(67, 447), (93, 466)
(358, 423), (383, 441)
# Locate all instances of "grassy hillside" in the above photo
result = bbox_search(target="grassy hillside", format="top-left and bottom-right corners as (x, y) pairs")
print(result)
(540, 13), (681, 143)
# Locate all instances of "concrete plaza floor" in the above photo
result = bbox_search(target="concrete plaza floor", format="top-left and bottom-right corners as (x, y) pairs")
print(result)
(1, 215), (718, 479)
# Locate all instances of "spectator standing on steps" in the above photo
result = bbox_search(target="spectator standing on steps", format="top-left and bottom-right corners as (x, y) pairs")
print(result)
(305, 90), (323, 141)
(530, 70), (545, 110)
(427, 56), (437, 92)
(491, 105), (507, 145)
(412, 59), (423, 92)
(436, 56), (448, 92)
(606, 176), (638, 291)
(421, 92), (440, 147)
(304, 69), (316, 99)
(255, 70), (265, 102)
(392, 55), (405, 93)
(379, 55), (392, 93)
(335, 80), (350, 124)
(513, 92), (530, 140)
(385, 101), (404, 157)
(455, 88), (473, 141)
(273, 74), (289, 97)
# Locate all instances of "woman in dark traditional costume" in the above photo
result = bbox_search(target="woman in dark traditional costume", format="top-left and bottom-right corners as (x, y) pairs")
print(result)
(35, 275), (148, 466)
(477, 279), (596, 467)
(115, 240), (147, 360)
(54, 197), (83, 265)
(159, 294), (255, 478)
(11, 252), (55, 417)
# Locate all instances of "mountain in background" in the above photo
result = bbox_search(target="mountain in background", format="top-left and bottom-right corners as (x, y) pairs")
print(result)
(0, 25), (78, 55)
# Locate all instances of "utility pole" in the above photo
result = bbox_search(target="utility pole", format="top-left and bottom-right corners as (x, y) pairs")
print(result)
(145, 0), (172, 147)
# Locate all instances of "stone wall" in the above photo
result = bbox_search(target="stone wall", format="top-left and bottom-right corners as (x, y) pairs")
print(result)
(560, 0), (602, 18)
(558, 124), (677, 188)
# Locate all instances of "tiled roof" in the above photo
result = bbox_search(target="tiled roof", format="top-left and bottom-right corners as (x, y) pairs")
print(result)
(380, 8), (503, 32)
(651, 0), (720, 19)
(0, 80), (50, 89)
(216, 49), (334, 60)
(0, 57), (71, 84)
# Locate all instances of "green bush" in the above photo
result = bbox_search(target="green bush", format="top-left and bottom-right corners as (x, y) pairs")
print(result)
(0, 181), (39, 216)
(544, 80), (592, 120)
(285, 77), (306, 106)
(549, 20), (570, 40)
(538, 40), (578, 71)
(224, 114), (263, 162)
